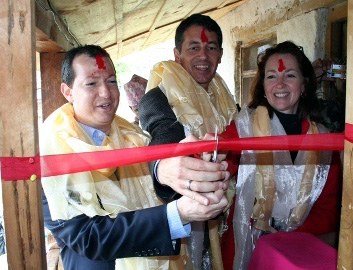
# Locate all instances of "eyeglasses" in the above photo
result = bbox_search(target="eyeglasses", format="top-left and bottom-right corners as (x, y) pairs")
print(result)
(295, 45), (304, 52)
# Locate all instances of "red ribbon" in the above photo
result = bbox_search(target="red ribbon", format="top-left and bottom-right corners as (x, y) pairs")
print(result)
(0, 132), (346, 181)
(345, 123), (353, 143)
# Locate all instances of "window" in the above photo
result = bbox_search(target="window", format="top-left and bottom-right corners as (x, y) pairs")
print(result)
(238, 38), (276, 107)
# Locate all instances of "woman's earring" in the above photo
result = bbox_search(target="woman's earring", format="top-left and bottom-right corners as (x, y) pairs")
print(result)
(264, 94), (267, 99)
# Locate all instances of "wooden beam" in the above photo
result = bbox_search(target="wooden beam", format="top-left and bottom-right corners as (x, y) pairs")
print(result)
(107, 0), (245, 57)
(0, 0), (46, 269)
(36, 27), (65, 53)
(185, 0), (205, 17)
(325, 1), (348, 59)
(338, 0), (353, 269)
(218, 0), (248, 12)
(219, 0), (237, 8)
(163, 0), (239, 44)
(142, 0), (168, 49)
(234, 41), (242, 104)
(35, 0), (75, 52)
(113, 0), (124, 58)
(162, 0), (205, 43)
(240, 32), (276, 48)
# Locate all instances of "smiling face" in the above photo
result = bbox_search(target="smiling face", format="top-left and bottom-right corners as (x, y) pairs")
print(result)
(61, 54), (120, 134)
(264, 53), (305, 114)
(174, 25), (223, 90)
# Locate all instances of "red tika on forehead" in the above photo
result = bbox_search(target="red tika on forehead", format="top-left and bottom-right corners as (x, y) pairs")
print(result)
(201, 28), (208, 42)
(95, 54), (106, 70)
(278, 58), (286, 72)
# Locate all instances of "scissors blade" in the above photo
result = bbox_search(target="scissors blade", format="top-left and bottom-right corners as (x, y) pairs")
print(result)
(211, 126), (218, 163)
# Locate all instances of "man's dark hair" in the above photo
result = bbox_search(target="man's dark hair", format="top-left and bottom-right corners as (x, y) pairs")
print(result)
(175, 14), (223, 52)
(61, 45), (111, 87)
(249, 41), (320, 122)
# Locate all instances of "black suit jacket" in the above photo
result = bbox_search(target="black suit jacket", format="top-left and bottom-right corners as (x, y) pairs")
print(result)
(43, 188), (180, 270)
(139, 87), (186, 201)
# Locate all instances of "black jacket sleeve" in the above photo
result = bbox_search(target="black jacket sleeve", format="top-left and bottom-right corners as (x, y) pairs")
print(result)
(139, 87), (185, 201)
(42, 190), (180, 261)
(139, 87), (185, 145)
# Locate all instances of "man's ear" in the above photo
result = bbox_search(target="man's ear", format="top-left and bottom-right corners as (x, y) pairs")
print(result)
(174, 47), (181, 63)
(219, 48), (223, 64)
(61, 83), (74, 102)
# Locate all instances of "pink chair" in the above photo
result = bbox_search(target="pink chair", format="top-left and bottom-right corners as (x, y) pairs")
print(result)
(248, 232), (337, 270)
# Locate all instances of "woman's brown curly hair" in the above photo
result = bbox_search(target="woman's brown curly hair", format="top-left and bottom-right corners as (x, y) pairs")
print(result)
(248, 41), (321, 122)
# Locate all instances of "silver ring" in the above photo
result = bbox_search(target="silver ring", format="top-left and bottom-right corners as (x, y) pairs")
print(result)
(187, 180), (192, 191)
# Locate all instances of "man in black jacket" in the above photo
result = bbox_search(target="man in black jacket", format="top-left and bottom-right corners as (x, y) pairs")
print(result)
(139, 14), (237, 269)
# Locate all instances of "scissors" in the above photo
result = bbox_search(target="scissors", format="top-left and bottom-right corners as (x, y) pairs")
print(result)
(211, 126), (218, 163)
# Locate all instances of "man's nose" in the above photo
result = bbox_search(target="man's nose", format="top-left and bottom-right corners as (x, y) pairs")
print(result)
(99, 83), (111, 98)
(198, 47), (208, 59)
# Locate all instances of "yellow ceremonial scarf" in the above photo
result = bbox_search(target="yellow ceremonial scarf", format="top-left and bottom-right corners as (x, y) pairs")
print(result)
(147, 60), (237, 211)
(40, 103), (171, 270)
(147, 61), (237, 269)
(146, 60), (237, 137)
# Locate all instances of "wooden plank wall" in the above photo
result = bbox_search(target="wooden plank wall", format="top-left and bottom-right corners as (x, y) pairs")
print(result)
(338, 0), (353, 269)
(40, 52), (67, 121)
(0, 0), (46, 269)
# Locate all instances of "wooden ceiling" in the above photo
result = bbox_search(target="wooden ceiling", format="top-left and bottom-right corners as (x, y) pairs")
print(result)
(35, 0), (247, 59)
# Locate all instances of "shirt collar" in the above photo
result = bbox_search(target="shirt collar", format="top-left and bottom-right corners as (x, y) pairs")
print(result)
(78, 122), (106, 146)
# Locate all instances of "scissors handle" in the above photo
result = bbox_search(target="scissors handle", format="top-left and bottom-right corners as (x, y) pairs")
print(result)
(211, 126), (218, 163)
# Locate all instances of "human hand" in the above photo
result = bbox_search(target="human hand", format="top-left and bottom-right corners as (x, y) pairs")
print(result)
(157, 135), (229, 205)
(157, 156), (230, 205)
(200, 133), (228, 163)
(176, 189), (228, 224)
(312, 58), (335, 82)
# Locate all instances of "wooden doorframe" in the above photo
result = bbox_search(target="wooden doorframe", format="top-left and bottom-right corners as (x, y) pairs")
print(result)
(337, 0), (353, 269)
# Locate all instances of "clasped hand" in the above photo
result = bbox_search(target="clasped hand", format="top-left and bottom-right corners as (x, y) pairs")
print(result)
(157, 134), (230, 223)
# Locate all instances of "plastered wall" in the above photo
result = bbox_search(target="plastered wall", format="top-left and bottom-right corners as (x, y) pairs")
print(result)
(277, 9), (328, 61)
(217, 0), (333, 99)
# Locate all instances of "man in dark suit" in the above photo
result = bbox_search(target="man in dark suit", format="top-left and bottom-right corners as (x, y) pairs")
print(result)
(139, 14), (237, 269)
(41, 45), (228, 270)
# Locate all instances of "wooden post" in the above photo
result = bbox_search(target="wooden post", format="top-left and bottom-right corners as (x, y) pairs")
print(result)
(0, 0), (46, 269)
(338, 0), (353, 269)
